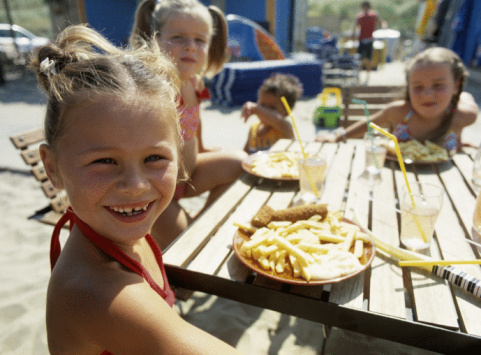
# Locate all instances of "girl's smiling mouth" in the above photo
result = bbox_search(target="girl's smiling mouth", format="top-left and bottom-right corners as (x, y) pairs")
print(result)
(107, 201), (154, 219)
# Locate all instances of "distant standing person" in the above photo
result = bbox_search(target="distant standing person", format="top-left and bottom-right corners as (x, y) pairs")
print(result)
(352, 1), (386, 83)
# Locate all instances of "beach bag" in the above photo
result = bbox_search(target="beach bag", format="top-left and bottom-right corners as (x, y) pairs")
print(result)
(313, 87), (342, 129)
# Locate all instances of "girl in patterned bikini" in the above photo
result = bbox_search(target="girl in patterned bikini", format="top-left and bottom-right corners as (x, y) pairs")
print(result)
(132, 0), (248, 249)
(316, 47), (478, 152)
(33, 25), (239, 354)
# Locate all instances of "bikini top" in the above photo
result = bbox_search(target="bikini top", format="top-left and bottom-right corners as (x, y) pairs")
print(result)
(392, 110), (458, 152)
(50, 208), (176, 355)
(178, 84), (210, 143)
(50, 208), (175, 304)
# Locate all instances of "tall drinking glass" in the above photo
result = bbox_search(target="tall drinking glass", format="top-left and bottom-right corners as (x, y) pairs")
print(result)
(400, 182), (443, 251)
(472, 191), (481, 252)
(472, 144), (481, 192)
(358, 131), (388, 184)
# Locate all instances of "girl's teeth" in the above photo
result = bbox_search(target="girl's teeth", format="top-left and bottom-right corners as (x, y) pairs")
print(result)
(111, 203), (150, 216)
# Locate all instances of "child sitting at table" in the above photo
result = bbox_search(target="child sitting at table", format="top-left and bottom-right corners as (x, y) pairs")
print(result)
(315, 47), (479, 152)
(33, 24), (239, 354)
(243, 73), (303, 154)
(131, 0), (248, 250)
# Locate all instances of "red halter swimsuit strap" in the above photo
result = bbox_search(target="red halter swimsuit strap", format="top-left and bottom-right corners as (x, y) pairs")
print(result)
(50, 208), (75, 271)
(50, 208), (175, 306)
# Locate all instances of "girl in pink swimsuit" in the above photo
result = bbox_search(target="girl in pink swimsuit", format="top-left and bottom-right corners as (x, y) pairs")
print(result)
(132, 0), (248, 249)
(316, 47), (478, 150)
(33, 24), (238, 354)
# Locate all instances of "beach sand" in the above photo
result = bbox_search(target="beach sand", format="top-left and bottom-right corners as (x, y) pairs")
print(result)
(1, 61), (479, 354)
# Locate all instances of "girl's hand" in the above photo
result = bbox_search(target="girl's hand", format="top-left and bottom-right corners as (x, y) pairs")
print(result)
(241, 101), (257, 122)
(315, 131), (338, 143)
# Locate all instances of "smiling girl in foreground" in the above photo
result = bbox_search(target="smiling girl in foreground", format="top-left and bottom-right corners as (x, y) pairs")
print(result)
(33, 24), (238, 354)
(316, 47), (478, 151)
(132, 0), (247, 248)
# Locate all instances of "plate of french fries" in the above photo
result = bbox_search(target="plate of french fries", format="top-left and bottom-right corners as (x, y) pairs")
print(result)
(386, 139), (451, 164)
(233, 209), (375, 285)
(242, 151), (301, 180)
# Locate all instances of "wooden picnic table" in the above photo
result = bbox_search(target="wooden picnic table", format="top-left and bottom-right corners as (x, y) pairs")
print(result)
(163, 139), (481, 352)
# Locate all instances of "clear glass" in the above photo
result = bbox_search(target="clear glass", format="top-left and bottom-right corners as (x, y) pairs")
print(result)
(472, 191), (481, 252)
(358, 131), (388, 185)
(298, 156), (327, 203)
(400, 182), (443, 251)
(472, 144), (481, 192)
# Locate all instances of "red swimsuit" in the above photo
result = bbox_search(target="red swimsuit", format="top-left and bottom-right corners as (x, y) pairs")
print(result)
(50, 208), (176, 355)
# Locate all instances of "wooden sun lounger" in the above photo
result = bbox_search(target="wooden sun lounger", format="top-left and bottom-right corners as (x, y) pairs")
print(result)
(9, 128), (69, 226)
(341, 85), (405, 127)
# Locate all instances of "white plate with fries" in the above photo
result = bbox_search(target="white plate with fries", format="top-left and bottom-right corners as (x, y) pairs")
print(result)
(233, 216), (376, 285)
(386, 140), (451, 165)
(242, 151), (301, 180)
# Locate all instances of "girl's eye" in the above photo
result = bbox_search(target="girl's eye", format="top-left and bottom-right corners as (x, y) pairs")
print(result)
(145, 155), (164, 163)
(93, 158), (115, 164)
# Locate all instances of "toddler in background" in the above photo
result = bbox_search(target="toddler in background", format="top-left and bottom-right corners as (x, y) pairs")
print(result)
(243, 73), (303, 154)
(132, 0), (247, 249)
(33, 24), (239, 354)
(316, 47), (478, 153)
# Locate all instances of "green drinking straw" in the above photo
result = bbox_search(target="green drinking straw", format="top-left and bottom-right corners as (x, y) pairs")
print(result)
(352, 98), (379, 170)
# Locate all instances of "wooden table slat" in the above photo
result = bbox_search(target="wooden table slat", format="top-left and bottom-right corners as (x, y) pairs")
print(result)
(368, 166), (406, 319)
(187, 179), (274, 275)
(329, 142), (367, 309)
(163, 139), (481, 350)
(163, 174), (257, 266)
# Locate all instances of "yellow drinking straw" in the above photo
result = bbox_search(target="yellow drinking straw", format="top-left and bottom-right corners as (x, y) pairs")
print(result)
(399, 259), (481, 267)
(369, 122), (428, 243)
(281, 96), (319, 198)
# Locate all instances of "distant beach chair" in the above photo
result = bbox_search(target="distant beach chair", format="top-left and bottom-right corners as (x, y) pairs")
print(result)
(340, 85), (404, 127)
(9, 128), (69, 226)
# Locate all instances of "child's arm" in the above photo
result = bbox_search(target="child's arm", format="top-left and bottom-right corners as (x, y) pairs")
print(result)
(456, 92), (479, 127)
(242, 102), (294, 139)
(315, 100), (407, 142)
(68, 282), (240, 354)
(196, 120), (220, 152)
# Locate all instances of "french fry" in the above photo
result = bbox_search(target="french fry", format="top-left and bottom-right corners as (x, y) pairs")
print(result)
(342, 230), (356, 252)
(397, 140), (448, 162)
(251, 152), (301, 178)
(234, 221), (258, 234)
(235, 208), (373, 281)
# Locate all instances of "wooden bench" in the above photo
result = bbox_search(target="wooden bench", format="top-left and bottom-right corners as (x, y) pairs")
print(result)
(340, 85), (405, 127)
(9, 128), (69, 226)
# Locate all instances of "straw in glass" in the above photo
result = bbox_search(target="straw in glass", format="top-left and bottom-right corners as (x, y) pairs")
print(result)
(399, 259), (481, 267)
(369, 122), (428, 243)
(280, 96), (319, 198)
(352, 98), (379, 169)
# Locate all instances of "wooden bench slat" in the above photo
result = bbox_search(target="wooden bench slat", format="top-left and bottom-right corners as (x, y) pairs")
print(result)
(343, 107), (383, 117)
(343, 85), (404, 94)
(50, 194), (69, 213)
(41, 180), (60, 198)
(32, 164), (48, 182)
(10, 128), (45, 149)
(20, 146), (42, 166)
(343, 97), (398, 105)
(339, 85), (405, 125)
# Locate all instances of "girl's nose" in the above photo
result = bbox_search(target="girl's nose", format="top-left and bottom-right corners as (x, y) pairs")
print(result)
(184, 38), (195, 51)
(118, 167), (150, 195)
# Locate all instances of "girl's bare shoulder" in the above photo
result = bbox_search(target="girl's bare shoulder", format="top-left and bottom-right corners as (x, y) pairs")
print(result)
(375, 100), (411, 125)
(47, 253), (172, 352)
(457, 92), (479, 116)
